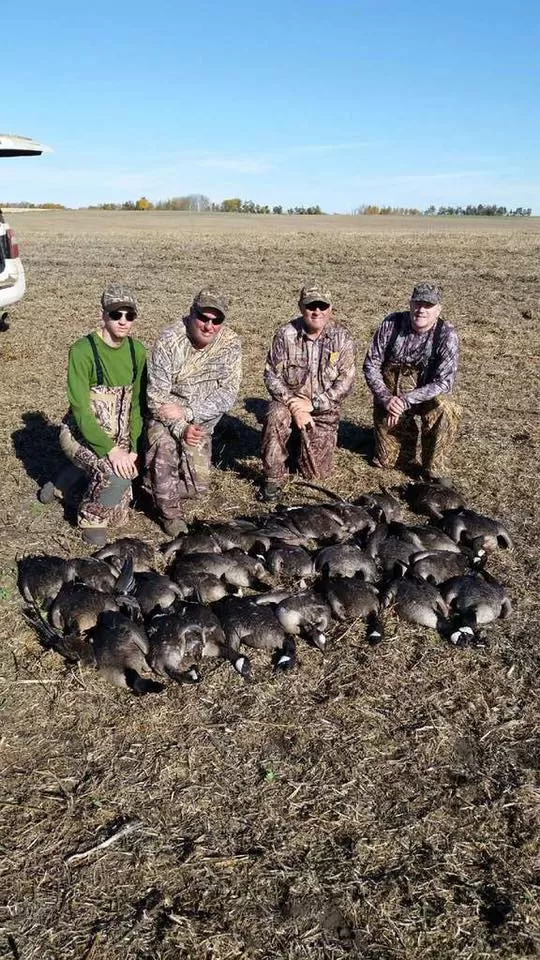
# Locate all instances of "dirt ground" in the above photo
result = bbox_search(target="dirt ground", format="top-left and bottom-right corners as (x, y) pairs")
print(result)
(1, 212), (539, 960)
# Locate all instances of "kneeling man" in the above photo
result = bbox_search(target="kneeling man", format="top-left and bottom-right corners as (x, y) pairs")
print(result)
(363, 283), (460, 481)
(261, 281), (356, 501)
(145, 289), (242, 536)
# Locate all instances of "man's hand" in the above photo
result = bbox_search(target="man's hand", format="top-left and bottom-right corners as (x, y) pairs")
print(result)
(292, 409), (314, 431)
(158, 401), (187, 421)
(288, 396), (313, 417)
(183, 424), (206, 446)
(385, 396), (406, 417)
(107, 446), (138, 479)
(387, 413), (400, 429)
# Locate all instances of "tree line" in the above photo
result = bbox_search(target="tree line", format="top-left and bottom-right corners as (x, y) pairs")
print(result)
(89, 195), (324, 215)
(353, 204), (532, 217)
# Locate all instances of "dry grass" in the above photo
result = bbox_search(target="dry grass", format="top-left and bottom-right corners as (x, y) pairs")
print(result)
(1, 212), (539, 959)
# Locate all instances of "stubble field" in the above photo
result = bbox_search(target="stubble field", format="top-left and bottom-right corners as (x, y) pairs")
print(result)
(1, 211), (539, 960)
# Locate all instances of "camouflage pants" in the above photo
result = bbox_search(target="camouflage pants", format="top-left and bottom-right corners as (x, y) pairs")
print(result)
(59, 424), (132, 529)
(373, 394), (461, 473)
(144, 419), (212, 521)
(261, 400), (340, 482)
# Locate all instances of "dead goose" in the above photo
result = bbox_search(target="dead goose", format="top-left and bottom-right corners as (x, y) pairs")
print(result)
(64, 556), (118, 593)
(213, 596), (296, 672)
(440, 508), (514, 552)
(265, 545), (315, 582)
(92, 610), (164, 694)
(365, 523), (420, 577)
(388, 521), (462, 555)
(355, 487), (404, 523)
(170, 549), (273, 591)
(382, 577), (449, 629)
(94, 537), (155, 572)
(315, 543), (378, 581)
(130, 572), (184, 617)
(273, 589), (333, 651)
(322, 576), (384, 644)
(441, 570), (512, 644)
(18, 555), (68, 607)
(277, 504), (349, 543)
(409, 549), (476, 585)
(50, 582), (120, 634)
(167, 564), (230, 603)
(22, 601), (95, 664)
(148, 603), (250, 682)
(161, 529), (222, 562)
(402, 482), (465, 520)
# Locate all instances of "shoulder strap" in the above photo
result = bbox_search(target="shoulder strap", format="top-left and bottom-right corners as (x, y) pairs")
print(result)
(383, 314), (403, 365)
(85, 334), (104, 386)
(425, 317), (444, 382)
(128, 337), (137, 383)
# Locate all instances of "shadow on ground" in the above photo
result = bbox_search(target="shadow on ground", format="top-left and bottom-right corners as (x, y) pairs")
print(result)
(11, 411), (65, 488)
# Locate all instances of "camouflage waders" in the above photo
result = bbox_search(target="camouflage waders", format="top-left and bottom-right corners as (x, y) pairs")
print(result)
(59, 336), (137, 529)
(261, 400), (340, 482)
(144, 419), (212, 522)
(373, 364), (461, 474)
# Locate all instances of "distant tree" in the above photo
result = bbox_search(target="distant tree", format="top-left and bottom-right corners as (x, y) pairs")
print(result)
(221, 198), (242, 213)
(272, 205), (283, 215)
(135, 196), (153, 210)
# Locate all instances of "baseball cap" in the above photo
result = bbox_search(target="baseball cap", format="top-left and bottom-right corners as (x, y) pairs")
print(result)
(410, 283), (442, 305)
(193, 289), (228, 317)
(101, 283), (138, 313)
(299, 281), (332, 308)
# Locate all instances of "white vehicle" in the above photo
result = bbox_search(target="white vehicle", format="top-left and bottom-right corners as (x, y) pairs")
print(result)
(0, 134), (52, 320)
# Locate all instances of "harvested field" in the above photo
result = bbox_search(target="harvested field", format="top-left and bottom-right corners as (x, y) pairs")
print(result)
(1, 211), (539, 960)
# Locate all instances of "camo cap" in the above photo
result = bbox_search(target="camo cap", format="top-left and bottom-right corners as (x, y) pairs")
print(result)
(193, 289), (228, 317)
(410, 283), (442, 305)
(101, 283), (138, 313)
(299, 281), (332, 308)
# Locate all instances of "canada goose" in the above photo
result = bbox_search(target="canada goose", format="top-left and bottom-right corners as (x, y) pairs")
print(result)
(274, 590), (333, 650)
(161, 530), (222, 562)
(22, 601), (95, 664)
(321, 576), (384, 643)
(440, 509), (514, 552)
(130, 572), (184, 618)
(403, 482), (465, 520)
(92, 611), (164, 694)
(355, 487), (404, 523)
(365, 523), (420, 577)
(64, 556), (118, 593)
(408, 550), (475, 585)
(315, 544), (378, 581)
(441, 570), (512, 644)
(167, 565), (230, 603)
(18, 555), (68, 607)
(148, 603), (251, 682)
(50, 582), (120, 634)
(277, 504), (349, 542)
(94, 537), (155, 572)
(382, 577), (449, 629)
(388, 522), (462, 555)
(213, 596), (296, 672)
(207, 519), (271, 554)
(170, 549), (273, 591)
(265, 545), (315, 581)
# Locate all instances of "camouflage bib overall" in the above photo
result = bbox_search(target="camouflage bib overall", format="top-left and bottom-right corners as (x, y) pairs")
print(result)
(374, 320), (461, 473)
(59, 335), (137, 528)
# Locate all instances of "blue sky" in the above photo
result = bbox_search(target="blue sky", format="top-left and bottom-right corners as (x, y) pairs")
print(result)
(3, 0), (539, 211)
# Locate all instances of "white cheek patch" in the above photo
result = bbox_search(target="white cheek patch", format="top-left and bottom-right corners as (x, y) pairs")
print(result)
(369, 630), (382, 638)
(234, 656), (246, 675)
(277, 654), (292, 667)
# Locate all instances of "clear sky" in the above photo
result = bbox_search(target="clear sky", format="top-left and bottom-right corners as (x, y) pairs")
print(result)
(3, 0), (539, 212)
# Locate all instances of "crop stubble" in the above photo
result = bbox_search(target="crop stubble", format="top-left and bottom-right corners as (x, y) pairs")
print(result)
(0, 212), (539, 959)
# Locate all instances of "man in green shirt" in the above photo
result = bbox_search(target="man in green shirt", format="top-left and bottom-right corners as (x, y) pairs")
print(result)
(44, 284), (147, 545)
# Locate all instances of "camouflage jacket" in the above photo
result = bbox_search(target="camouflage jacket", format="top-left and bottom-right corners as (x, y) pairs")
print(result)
(363, 311), (459, 409)
(264, 318), (356, 412)
(147, 320), (242, 439)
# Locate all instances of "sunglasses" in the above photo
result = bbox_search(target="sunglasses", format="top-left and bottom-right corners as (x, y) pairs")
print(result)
(304, 301), (330, 312)
(107, 309), (137, 322)
(195, 308), (224, 326)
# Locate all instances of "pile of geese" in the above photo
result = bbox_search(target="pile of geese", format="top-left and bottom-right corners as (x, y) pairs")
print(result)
(19, 480), (514, 695)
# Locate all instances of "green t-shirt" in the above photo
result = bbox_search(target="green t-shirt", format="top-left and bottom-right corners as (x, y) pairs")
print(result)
(67, 333), (147, 458)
